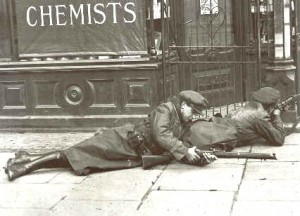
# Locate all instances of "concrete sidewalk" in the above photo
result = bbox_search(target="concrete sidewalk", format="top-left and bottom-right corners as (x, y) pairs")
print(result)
(0, 132), (299, 216)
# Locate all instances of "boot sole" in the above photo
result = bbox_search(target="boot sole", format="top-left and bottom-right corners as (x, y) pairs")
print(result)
(7, 169), (14, 181)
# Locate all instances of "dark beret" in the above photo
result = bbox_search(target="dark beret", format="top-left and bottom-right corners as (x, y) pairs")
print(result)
(179, 90), (208, 113)
(250, 87), (280, 105)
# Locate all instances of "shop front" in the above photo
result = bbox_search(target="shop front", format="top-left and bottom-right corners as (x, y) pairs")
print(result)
(0, 0), (298, 129)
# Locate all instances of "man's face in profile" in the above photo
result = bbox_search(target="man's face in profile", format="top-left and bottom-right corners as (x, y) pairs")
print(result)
(180, 102), (200, 122)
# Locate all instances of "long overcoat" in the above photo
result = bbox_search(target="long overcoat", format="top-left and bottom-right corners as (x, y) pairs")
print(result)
(182, 117), (239, 150)
(185, 111), (285, 149)
(64, 100), (189, 175)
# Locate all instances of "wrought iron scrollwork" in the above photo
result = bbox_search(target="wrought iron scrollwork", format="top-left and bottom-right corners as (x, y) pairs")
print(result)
(197, 0), (225, 47)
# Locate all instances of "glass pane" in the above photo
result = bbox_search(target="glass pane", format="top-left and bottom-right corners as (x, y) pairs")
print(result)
(14, 0), (147, 57)
(0, 0), (12, 60)
(184, 0), (233, 48)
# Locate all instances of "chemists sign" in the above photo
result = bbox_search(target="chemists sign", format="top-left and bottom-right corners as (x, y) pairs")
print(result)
(15, 0), (147, 56)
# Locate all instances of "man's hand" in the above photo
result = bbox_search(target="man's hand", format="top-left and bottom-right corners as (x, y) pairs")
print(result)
(185, 146), (201, 163)
(273, 108), (281, 116)
(195, 149), (217, 166)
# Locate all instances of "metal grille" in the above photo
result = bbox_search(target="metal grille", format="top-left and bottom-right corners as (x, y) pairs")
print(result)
(159, 0), (262, 117)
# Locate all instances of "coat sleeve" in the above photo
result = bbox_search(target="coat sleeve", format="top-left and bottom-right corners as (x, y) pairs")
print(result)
(150, 105), (189, 160)
(252, 115), (285, 146)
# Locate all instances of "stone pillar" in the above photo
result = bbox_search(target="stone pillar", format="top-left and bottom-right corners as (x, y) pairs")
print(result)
(265, 0), (296, 99)
(265, 0), (297, 123)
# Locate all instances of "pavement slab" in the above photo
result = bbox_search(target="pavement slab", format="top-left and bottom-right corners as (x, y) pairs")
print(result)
(137, 190), (235, 216)
(0, 209), (51, 216)
(49, 170), (88, 184)
(231, 201), (300, 216)
(66, 168), (163, 201)
(283, 133), (300, 145)
(50, 200), (140, 216)
(154, 163), (245, 191)
(244, 161), (300, 180)
(0, 184), (75, 209)
(0, 131), (300, 215)
(237, 179), (300, 201)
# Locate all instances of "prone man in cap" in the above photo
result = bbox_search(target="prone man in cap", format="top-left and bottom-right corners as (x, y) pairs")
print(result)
(242, 86), (285, 146)
(250, 86), (281, 115)
(181, 86), (285, 151)
(4, 90), (217, 181)
(217, 86), (285, 147)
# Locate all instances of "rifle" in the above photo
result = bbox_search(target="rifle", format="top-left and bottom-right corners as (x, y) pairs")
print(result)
(276, 94), (300, 111)
(142, 150), (277, 169)
(276, 94), (300, 135)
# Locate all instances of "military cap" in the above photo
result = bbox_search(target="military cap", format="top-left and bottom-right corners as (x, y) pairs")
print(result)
(179, 90), (208, 113)
(250, 87), (280, 105)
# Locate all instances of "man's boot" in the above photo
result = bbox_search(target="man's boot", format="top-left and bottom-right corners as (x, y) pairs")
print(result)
(5, 151), (69, 181)
(4, 151), (32, 174)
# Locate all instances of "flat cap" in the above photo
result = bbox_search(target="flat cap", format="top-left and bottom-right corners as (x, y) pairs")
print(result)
(179, 90), (208, 113)
(250, 87), (280, 105)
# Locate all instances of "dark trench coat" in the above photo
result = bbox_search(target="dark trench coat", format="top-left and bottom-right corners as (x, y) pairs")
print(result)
(64, 100), (285, 175)
(64, 124), (141, 175)
(64, 100), (190, 175)
(184, 113), (285, 150)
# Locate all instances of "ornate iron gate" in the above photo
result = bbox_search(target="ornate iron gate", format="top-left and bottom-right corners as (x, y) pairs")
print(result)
(159, 0), (263, 117)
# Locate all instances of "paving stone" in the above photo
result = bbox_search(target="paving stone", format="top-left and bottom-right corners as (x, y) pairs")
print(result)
(231, 201), (300, 216)
(65, 168), (162, 201)
(49, 170), (87, 184)
(284, 133), (300, 145)
(138, 190), (234, 216)
(50, 200), (139, 216)
(0, 132), (300, 215)
(154, 163), (244, 191)
(0, 184), (74, 208)
(0, 208), (50, 216)
(237, 180), (300, 201)
(244, 162), (300, 180)
(215, 158), (247, 165)
(251, 145), (300, 162)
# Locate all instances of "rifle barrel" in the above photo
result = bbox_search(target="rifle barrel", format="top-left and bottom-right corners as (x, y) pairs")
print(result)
(209, 151), (277, 160)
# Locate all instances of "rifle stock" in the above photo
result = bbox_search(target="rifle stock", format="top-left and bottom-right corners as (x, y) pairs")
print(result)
(142, 151), (277, 169)
(142, 154), (173, 169)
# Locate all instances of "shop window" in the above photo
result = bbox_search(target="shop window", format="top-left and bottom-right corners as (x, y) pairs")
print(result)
(249, 0), (274, 45)
(2, 0), (149, 62)
(0, 0), (12, 60)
